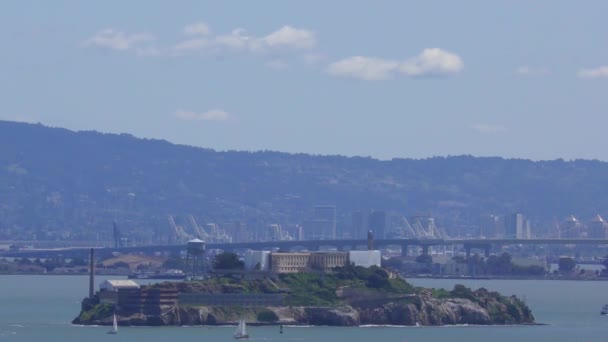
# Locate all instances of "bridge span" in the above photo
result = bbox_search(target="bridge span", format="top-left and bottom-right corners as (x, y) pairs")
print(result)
(3, 238), (608, 259)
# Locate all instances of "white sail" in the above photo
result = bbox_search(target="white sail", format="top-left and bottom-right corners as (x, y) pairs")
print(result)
(233, 317), (248, 339)
(107, 314), (118, 334)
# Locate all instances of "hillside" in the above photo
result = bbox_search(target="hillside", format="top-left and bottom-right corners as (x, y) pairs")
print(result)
(1, 120), (608, 241)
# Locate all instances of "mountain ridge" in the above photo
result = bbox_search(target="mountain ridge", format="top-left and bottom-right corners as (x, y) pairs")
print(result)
(1, 120), (607, 241)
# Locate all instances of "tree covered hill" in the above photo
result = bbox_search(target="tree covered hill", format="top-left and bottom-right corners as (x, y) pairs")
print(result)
(1, 119), (607, 241)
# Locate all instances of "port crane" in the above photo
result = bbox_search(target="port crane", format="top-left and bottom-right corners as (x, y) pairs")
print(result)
(168, 215), (193, 243)
(398, 216), (447, 239)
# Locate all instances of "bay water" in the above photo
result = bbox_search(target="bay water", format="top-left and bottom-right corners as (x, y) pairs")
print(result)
(0, 275), (607, 341)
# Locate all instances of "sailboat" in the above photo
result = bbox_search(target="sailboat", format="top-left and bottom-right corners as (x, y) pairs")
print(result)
(233, 316), (249, 339)
(107, 313), (118, 335)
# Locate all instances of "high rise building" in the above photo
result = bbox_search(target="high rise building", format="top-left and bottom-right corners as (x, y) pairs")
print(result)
(351, 210), (370, 239)
(588, 215), (607, 239)
(266, 224), (282, 241)
(304, 205), (336, 240)
(369, 210), (387, 239)
(505, 213), (524, 239)
(480, 214), (502, 238)
(560, 215), (584, 238)
(524, 219), (532, 239)
(352, 209), (387, 239)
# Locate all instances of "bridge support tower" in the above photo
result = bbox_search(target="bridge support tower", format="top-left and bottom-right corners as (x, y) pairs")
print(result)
(400, 243), (408, 257)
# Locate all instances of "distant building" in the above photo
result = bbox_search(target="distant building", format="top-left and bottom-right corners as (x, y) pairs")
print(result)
(351, 210), (370, 239)
(505, 213), (525, 239)
(309, 252), (349, 271)
(512, 257), (548, 271)
(296, 224), (304, 240)
(289, 224), (304, 241)
(265, 224), (283, 241)
(244, 250), (271, 271)
(305, 205), (336, 240)
(480, 214), (502, 238)
(560, 215), (585, 238)
(352, 209), (386, 239)
(588, 215), (608, 239)
(268, 250), (381, 274)
(270, 252), (312, 273)
(369, 210), (387, 239)
(100, 279), (140, 292)
(348, 250), (381, 268)
(524, 219), (532, 239)
(231, 221), (250, 243)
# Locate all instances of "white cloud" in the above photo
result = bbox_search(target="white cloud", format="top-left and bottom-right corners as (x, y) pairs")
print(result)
(326, 56), (399, 80)
(327, 48), (463, 80)
(171, 25), (315, 56)
(183, 22), (211, 36)
(399, 48), (463, 77)
(215, 28), (263, 52)
(577, 66), (608, 79)
(516, 66), (550, 76)
(87, 24), (316, 62)
(471, 123), (507, 134)
(82, 28), (154, 50)
(171, 38), (209, 54)
(174, 109), (231, 122)
(262, 26), (315, 49)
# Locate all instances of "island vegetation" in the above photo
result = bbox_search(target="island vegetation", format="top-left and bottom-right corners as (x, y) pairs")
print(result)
(73, 264), (534, 327)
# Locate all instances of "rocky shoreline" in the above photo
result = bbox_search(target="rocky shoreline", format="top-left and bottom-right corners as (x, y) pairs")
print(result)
(73, 266), (534, 327)
(74, 288), (534, 327)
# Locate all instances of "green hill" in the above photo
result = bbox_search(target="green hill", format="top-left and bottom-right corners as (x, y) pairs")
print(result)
(1, 119), (608, 241)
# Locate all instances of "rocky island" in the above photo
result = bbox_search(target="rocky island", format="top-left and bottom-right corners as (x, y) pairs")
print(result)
(73, 265), (534, 327)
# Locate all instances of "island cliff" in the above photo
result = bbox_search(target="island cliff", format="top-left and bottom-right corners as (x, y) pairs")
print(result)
(73, 266), (534, 327)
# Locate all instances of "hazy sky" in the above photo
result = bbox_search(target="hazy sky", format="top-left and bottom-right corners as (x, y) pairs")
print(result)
(1, 1), (607, 160)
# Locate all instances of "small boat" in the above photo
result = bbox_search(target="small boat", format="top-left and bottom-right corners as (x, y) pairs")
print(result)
(601, 304), (608, 315)
(107, 313), (118, 334)
(233, 316), (249, 339)
(280, 324), (283, 334)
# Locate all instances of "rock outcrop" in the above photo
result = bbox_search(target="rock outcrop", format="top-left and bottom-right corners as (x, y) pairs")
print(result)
(74, 292), (534, 327)
(73, 268), (534, 327)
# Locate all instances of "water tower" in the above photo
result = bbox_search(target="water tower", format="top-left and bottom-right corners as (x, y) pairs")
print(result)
(186, 238), (206, 280)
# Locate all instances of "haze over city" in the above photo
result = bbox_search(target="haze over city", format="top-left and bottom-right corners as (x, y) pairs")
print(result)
(2, 1), (608, 160)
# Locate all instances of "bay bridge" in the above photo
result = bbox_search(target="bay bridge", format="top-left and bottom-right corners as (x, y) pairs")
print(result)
(3, 237), (608, 259)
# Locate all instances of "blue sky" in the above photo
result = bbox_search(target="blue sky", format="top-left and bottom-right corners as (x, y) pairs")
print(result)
(1, 1), (607, 160)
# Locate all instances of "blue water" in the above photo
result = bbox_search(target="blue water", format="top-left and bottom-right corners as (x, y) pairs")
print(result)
(0, 275), (607, 341)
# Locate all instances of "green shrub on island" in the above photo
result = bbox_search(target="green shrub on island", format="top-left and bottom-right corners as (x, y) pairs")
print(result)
(278, 265), (416, 306)
(76, 303), (113, 323)
(213, 252), (245, 270)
